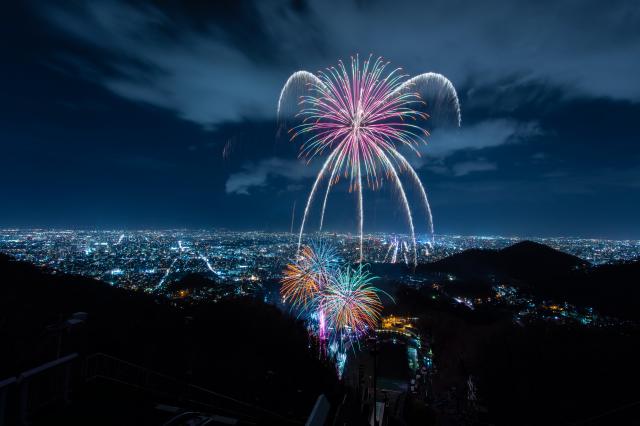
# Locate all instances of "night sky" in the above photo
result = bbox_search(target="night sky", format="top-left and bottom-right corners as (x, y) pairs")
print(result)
(1, 1), (639, 238)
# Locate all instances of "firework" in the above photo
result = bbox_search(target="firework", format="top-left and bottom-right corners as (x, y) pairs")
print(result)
(322, 264), (386, 335)
(280, 242), (338, 309)
(281, 243), (390, 375)
(383, 236), (414, 265)
(278, 55), (461, 265)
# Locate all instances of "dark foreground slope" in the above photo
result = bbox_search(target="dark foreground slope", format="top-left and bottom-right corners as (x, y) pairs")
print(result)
(395, 273), (640, 425)
(0, 254), (337, 424)
(538, 259), (640, 320)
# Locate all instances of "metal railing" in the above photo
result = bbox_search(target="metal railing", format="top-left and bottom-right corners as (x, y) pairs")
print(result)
(16, 353), (78, 425)
(0, 377), (17, 426)
(84, 353), (302, 424)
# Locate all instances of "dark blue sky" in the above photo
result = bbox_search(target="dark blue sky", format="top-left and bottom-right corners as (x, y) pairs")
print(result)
(1, 1), (639, 238)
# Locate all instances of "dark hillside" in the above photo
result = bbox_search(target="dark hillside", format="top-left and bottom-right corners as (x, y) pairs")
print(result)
(412, 241), (639, 320)
(394, 284), (640, 425)
(536, 259), (640, 320)
(0, 254), (337, 422)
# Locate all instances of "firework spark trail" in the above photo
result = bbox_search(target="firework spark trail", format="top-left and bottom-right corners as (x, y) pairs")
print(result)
(383, 238), (394, 263)
(280, 56), (461, 265)
(322, 264), (386, 335)
(389, 147), (434, 237)
(281, 242), (338, 310)
(357, 163), (364, 262)
(373, 145), (418, 264)
(390, 73), (460, 240)
(320, 146), (434, 242)
(292, 56), (425, 262)
(281, 242), (392, 375)
(297, 150), (339, 252)
(281, 247), (321, 309)
(293, 56), (427, 187)
(281, 242), (338, 344)
(290, 200), (296, 234)
(318, 308), (327, 341)
(318, 160), (338, 231)
(402, 241), (410, 265)
(277, 71), (325, 135)
(393, 72), (461, 127)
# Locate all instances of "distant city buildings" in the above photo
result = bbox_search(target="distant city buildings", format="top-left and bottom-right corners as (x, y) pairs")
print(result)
(0, 229), (638, 311)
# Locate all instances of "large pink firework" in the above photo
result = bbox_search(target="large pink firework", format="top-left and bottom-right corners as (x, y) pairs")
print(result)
(278, 55), (460, 264)
(293, 56), (427, 187)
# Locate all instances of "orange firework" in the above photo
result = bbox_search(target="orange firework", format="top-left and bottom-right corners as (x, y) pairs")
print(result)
(281, 243), (337, 310)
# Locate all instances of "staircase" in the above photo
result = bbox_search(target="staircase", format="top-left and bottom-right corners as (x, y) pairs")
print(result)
(2, 352), (307, 425)
(83, 352), (304, 425)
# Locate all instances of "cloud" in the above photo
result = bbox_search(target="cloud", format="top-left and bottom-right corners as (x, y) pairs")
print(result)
(37, 0), (640, 128)
(225, 157), (318, 194)
(531, 152), (546, 160)
(431, 166), (640, 207)
(421, 119), (540, 159)
(412, 118), (540, 175)
(224, 119), (528, 191)
(39, 2), (285, 127)
(225, 118), (537, 191)
(452, 160), (497, 176)
(410, 118), (540, 175)
(541, 166), (640, 194)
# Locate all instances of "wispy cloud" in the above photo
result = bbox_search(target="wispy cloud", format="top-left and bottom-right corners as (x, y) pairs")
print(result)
(37, 0), (640, 128)
(39, 2), (284, 127)
(420, 119), (540, 159)
(226, 157), (318, 195)
(452, 160), (497, 176)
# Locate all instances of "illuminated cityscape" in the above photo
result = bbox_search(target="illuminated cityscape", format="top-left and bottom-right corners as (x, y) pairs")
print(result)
(1, 229), (637, 292)
(1, 229), (637, 330)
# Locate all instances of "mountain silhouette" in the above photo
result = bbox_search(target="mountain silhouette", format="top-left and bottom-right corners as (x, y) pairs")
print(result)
(420, 240), (587, 282)
(411, 241), (640, 320)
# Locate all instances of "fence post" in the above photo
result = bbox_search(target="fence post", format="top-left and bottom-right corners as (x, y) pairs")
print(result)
(0, 377), (17, 426)
(17, 378), (29, 426)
